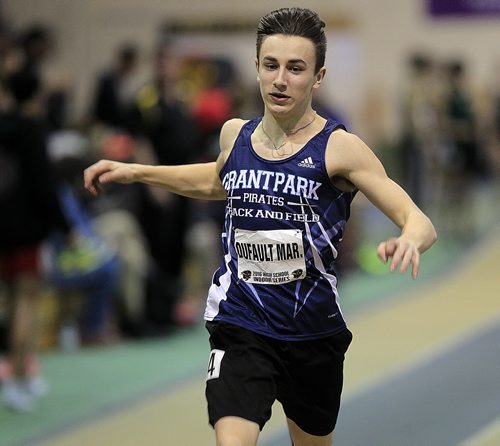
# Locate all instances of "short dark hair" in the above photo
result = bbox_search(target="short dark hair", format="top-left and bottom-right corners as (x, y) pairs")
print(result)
(256, 8), (327, 74)
(409, 53), (432, 74)
(447, 60), (464, 79)
(7, 69), (40, 104)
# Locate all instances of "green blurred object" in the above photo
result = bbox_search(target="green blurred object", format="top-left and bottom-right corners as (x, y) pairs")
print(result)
(355, 243), (390, 276)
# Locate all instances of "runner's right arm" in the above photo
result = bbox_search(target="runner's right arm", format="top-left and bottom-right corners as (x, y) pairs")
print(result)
(84, 160), (225, 200)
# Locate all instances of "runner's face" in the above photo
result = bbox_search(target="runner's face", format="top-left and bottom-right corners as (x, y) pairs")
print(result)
(256, 34), (324, 116)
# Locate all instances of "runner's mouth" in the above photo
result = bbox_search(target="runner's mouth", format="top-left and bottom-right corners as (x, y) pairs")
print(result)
(270, 92), (290, 100)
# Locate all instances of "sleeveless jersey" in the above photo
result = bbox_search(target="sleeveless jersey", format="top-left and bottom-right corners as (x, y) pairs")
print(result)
(204, 117), (356, 340)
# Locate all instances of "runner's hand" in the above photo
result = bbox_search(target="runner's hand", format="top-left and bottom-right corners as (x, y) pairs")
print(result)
(376, 237), (420, 279)
(83, 159), (136, 196)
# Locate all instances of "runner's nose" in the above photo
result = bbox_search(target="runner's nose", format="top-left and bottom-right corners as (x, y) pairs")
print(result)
(273, 68), (287, 90)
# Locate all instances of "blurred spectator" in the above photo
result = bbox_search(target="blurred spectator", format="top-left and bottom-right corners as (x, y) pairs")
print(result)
(0, 67), (68, 411)
(46, 132), (123, 345)
(15, 24), (70, 132)
(81, 131), (150, 337)
(179, 58), (236, 325)
(439, 59), (483, 237)
(17, 24), (54, 72)
(472, 62), (500, 185)
(491, 61), (500, 173)
(399, 52), (445, 210)
(0, 21), (20, 111)
(443, 60), (482, 176)
(91, 43), (139, 130)
(125, 42), (198, 329)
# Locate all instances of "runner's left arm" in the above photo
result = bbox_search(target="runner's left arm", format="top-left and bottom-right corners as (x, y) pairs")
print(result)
(327, 130), (437, 279)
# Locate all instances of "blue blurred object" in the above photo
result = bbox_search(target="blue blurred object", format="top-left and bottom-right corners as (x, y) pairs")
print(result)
(42, 185), (120, 288)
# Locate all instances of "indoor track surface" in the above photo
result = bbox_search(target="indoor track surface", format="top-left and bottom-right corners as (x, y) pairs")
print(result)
(1, 226), (499, 446)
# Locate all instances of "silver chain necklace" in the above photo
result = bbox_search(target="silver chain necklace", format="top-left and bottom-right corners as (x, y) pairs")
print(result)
(261, 111), (317, 151)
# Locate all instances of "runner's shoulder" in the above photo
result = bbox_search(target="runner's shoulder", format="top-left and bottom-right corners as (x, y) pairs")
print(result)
(220, 118), (248, 153)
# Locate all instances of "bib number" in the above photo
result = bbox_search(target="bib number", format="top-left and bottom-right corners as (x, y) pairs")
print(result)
(234, 228), (306, 285)
(206, 349), (225, 380)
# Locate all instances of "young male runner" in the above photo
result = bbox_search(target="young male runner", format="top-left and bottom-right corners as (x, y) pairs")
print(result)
(84, 8), (437, 446)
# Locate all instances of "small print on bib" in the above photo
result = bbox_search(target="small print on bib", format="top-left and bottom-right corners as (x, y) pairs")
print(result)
(234, 228), (306, 285)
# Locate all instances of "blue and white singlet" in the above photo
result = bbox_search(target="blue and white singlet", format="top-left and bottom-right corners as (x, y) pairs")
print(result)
(204, 117), (356, 340)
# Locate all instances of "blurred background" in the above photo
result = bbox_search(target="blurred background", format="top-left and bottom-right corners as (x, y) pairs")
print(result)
(0, 0), (499, 445)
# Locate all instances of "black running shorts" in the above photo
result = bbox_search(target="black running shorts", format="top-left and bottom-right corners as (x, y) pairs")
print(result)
(205, 322), (352, 436)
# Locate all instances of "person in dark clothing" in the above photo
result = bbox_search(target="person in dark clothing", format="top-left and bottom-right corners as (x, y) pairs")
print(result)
(125, 43), (198, 328)
(399, 52), (442, 210)
(0, 68), (68, 411)
(444, 60), (481, 176)
(13, 24), (69, 132)
(92, 43), (138, 129)
(438, 59), (484, 238)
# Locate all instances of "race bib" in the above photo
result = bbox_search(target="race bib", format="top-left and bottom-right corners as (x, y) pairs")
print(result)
(234, 228), (306, 285)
